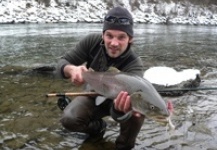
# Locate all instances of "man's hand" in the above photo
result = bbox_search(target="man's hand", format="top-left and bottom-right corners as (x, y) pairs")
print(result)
(114, 91), (142, 117)
(63, 65), (88, 86)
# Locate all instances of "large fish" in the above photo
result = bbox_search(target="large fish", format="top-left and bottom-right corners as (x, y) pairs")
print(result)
(82, 70), (175, 129)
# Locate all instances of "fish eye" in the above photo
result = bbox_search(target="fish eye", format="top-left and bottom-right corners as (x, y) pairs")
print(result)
(150, 105), (155, 110)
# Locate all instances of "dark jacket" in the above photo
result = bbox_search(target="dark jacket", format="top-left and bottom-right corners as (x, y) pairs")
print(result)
(56, 33), (144, 78)
(56, 33), (144, 122)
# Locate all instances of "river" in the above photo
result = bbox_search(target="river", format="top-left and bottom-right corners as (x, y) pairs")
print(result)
(0, 23), (217, 150)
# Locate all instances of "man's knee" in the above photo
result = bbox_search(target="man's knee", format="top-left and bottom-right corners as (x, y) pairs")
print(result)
(60, 114), (87, 132)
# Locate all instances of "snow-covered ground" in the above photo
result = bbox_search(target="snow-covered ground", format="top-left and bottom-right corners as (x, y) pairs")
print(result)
(0, 0), (217, 25)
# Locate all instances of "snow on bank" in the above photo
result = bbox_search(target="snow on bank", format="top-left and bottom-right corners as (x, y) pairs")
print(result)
(0, 0), (217, 25)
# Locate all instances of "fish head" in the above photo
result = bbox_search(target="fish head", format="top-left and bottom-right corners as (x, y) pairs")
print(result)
(115, 75), (170, 117)
(130, 91), (171, 122)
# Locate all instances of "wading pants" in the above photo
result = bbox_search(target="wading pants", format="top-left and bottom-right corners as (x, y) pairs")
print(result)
(60, 96), (145, 150)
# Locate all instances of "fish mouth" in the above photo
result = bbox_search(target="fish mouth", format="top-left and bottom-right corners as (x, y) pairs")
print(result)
(150, 115), (168, 122)
(149, 114), (175, 130)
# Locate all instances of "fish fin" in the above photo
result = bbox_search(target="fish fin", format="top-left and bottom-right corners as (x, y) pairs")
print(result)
(89, 67), (119, 72)
(107, 67), (120, 73)
(117, 111), (133, 121)
(88, 68), (95, 72)
(95, 96), (107, 106)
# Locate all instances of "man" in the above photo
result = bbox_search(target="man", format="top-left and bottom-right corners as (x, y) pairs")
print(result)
(56, 6), (145, 150)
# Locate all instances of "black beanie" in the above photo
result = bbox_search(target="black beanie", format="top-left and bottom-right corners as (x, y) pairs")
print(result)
(103, 6), (134, 37)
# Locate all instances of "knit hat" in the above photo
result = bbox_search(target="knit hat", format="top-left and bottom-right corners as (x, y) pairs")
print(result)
(103, 6), (134, 37)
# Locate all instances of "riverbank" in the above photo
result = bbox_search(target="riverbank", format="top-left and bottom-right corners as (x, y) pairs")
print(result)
(0, 0), (217, 25)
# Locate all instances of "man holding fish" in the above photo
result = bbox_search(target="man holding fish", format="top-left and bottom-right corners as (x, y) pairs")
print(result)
(56, 6), (173, 150)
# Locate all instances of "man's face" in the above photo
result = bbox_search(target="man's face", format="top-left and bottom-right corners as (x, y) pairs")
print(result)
(102, 30), (133, 58)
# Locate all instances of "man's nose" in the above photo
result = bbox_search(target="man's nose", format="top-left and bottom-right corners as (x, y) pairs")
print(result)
(110, 38), (119, 46)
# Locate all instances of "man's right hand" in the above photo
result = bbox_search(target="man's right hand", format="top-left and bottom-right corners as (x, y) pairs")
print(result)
(63, 65), (88, 86)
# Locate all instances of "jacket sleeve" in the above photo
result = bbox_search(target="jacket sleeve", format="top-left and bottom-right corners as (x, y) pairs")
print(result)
(55, 34), (101, 78)
(121, 57), (144, 77)
(110, 104), (132, 123)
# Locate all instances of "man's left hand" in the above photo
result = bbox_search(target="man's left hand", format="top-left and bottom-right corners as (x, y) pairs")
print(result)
(114, 91), (142, 117)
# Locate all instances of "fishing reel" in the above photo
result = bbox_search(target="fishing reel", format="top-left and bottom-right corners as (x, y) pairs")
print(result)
(57, 96), (71, 111)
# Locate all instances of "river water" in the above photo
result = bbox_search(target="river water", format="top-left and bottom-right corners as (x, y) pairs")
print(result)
(0, 23), (217, 150)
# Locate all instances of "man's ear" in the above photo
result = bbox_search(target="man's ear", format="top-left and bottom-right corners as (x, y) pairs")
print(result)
(129, 37), (133, 43)
(102, 31), (105, 39)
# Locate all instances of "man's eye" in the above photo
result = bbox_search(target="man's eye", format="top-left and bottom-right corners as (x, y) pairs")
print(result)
(106, 34), (113, 39)
(118, 36), (126, 41)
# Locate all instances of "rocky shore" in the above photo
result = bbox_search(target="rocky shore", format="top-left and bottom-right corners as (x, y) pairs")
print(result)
(0, 0), (217, 25)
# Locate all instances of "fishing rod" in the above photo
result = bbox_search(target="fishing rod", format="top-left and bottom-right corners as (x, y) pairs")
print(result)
(46, 86), (217, 98)
(46, 92), (99, 97)
(157, 86), (217, 93)
(46, 92), (100, 110)
(155, 86), (217, 96)
(46, 87), (217, 110)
